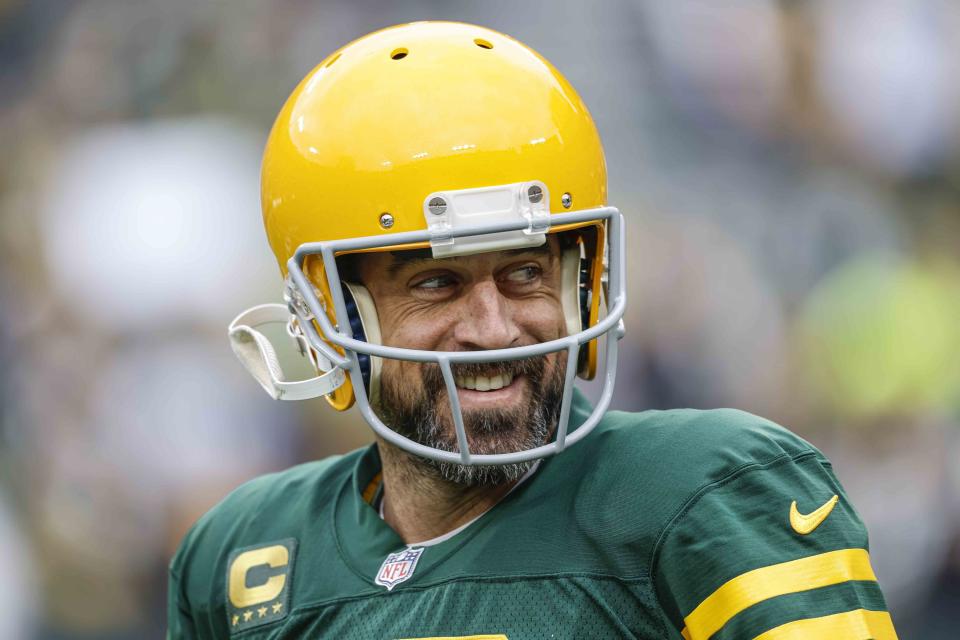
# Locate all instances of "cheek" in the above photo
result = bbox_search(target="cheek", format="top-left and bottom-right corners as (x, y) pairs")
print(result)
(378, 314), (449, 390)
(380, 358), (429, 400)
(513, 298), (567, 341)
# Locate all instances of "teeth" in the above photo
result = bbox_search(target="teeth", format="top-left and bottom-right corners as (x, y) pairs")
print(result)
(453, 372), (515, 391)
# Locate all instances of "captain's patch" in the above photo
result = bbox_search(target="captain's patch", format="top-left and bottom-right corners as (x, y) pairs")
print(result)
(375, 547), (424, 590)
(226, 538), (296, 633)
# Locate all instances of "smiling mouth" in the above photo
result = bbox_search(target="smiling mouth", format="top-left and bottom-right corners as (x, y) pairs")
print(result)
(453, 372), (515, 391)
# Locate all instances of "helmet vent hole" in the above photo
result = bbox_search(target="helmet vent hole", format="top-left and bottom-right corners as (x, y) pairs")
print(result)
(474, 38), (493, 49)
(390, 47), (408, 60)
(325, 53), (341, 68)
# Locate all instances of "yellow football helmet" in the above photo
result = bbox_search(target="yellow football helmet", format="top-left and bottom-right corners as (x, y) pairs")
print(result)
(230, 21), (626, 465)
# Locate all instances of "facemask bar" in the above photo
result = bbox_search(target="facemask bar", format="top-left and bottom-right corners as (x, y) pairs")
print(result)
(287, 207), (626, 466)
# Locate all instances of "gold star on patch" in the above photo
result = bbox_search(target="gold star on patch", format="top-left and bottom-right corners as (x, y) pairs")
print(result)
(258, 606), (268, 618)
(272, 602), (283, 614)
(243, 610), (253, 622)
(232, 614), (239, 626)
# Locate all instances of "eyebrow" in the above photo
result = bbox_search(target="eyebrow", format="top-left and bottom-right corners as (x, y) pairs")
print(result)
(386, 243), (553, 277)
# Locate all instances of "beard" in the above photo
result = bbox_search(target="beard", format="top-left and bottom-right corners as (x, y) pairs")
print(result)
(377, 353), (566, 487)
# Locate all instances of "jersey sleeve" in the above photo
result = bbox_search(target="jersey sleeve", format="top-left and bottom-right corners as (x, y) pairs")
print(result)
(652, 450), (898, 640)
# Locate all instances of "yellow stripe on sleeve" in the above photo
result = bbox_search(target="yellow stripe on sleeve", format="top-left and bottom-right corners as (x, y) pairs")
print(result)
(751, 608), (897, 640)
(680, 548), (878, 640)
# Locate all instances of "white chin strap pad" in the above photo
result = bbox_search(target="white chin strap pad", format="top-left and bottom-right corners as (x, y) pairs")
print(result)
(228, 303), (345, 400)
(342, 281), (383, 406)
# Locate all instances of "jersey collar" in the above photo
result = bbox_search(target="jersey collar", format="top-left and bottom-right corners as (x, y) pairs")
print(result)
(333, 388), (595, 587)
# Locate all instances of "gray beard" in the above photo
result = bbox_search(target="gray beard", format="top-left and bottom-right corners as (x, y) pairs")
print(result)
(378, 355), (566, 486)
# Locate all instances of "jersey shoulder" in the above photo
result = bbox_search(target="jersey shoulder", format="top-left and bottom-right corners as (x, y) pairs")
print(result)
(567, 406), (827, 550)
(594, 406), (824, 489)
(170, 451), (358, 582)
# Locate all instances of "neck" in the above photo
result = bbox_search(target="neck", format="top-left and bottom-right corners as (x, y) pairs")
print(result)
(376, 441), (520, 544)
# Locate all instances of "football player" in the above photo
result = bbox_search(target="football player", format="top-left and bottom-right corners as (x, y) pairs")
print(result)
(168, 22), (898, 639)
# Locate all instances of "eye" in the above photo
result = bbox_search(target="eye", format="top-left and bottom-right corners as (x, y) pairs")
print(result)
(502, 264), (542, 284)
(413, 273), (458, 290)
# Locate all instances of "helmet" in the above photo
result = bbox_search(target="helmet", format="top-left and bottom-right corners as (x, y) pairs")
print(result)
(229, 21), (626, 466)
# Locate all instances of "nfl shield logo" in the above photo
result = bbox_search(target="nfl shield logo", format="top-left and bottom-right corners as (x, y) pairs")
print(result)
(375, 547), (424, 590)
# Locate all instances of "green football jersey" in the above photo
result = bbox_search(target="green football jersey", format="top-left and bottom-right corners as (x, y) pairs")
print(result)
(168, 391), (897, 639)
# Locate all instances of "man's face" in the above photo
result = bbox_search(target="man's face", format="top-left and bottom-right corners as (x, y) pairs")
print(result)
(356, 237), (569, 485)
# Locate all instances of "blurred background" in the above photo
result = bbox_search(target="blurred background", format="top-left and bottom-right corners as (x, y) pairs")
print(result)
(1, 0), (958, 637)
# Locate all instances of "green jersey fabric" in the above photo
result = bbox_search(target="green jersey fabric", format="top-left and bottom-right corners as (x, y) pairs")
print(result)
(168, 391), (897, 639)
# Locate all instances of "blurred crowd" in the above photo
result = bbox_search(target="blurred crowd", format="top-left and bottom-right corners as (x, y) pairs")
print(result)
(1, 0), (959, 637)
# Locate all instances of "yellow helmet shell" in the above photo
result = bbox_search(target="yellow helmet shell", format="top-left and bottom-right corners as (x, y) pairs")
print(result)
(261, 21), (607, 273)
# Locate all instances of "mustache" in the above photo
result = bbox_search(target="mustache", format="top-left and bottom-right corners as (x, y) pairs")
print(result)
(420, 357), (549, 384)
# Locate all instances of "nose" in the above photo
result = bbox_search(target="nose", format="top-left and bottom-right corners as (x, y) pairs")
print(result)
(452, 279), (522, 350)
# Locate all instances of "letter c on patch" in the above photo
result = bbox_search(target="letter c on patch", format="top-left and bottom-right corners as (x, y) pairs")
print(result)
(228, 544), (289, 608)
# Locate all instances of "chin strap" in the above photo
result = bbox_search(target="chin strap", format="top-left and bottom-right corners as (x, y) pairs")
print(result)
(228, 303), (346, 400)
